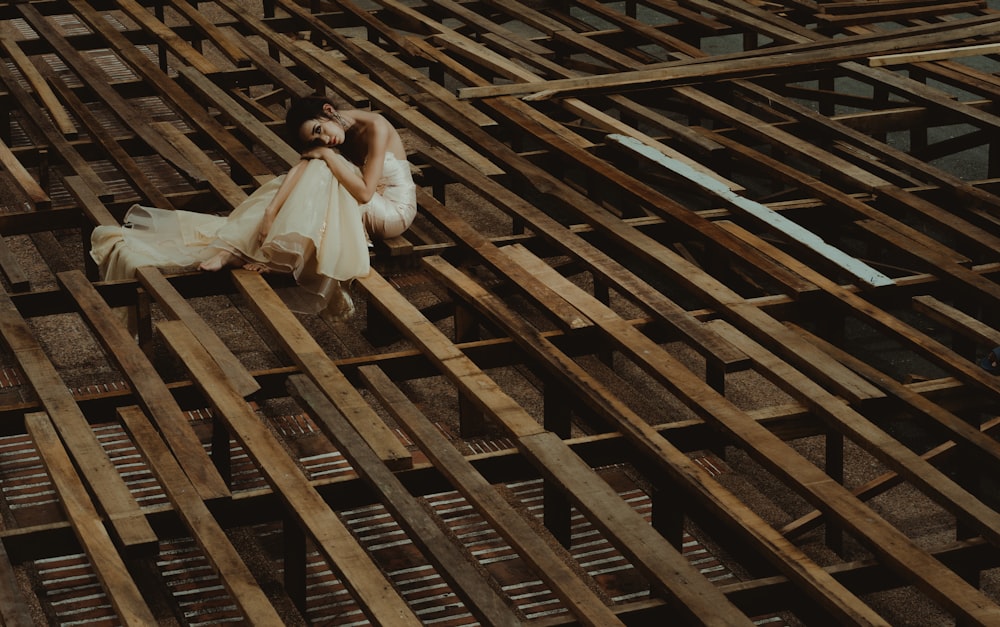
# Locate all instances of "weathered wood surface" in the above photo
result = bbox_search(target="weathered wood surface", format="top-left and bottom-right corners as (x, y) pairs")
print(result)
(0, 0), (999, 624)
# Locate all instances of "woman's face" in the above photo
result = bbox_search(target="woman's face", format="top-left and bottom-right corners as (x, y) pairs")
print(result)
(298, 117), (344, 148)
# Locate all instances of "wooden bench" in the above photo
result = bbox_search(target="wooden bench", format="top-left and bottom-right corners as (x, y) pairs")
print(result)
(25, 412), (158, 626)
(118, 405), (284, 624)
(230, 269), (412, 470)
(57, 270), (231, 502)
(154, 319), (421, 625)
(355, 267), (757, 625)
(0, 288), (156, 549)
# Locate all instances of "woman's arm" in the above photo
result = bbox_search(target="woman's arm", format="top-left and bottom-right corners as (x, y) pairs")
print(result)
(258, 161), (308, 243)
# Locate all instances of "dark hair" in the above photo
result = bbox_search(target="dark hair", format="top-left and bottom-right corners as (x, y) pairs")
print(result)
(284, 95), (337, 148)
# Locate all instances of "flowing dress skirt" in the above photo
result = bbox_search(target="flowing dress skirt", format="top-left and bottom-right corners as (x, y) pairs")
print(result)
(91, 158), (371, 315)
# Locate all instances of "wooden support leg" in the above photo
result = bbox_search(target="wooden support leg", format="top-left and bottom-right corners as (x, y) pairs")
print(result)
(136, 288), (153, 357)
(283, 514), (308, 616)
(651, 482), (684, 551)
(544, 379), (571, 438)
(211, 416), (233, 488)
(543, 480), (573, 550)
(825, 430), (845, 557)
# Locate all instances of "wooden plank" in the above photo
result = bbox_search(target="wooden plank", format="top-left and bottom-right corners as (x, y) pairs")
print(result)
(912, 294), (1000, 346)
(354, 269), (756, 625)
(56, 270), (230, 501)
(134, 266), (259, 397)
(456, 13), (1000, 99)
(0, 289), (156, 549)
(163, 0), (251, 67)
(0, 29), (76, 137)
(869, 41), (1000, 66)
(118, 405), (284, 625)
(0, 136), (48, 209)
(356, 364), (625, 627)
(497, 245), (1000, 624)
(419, 254), (890, 625)
(229, 269), (412, 470)
(176, 65), (300, 168)
(151, 121), (249, 211)
(25, 412), (158, 627)
(416, 189), (591, 332)
(114, 0), (221, 75)
(0, 536), (33, 627)
(610, 133), (894, 288)
(286, 374), (523, 627)
(154, 319), (422, 627)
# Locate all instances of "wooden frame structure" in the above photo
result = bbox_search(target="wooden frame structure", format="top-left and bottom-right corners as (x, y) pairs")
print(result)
(1, 0), (1000, 623)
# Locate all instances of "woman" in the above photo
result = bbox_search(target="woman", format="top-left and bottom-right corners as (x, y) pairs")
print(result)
(91, 95), (417, 320)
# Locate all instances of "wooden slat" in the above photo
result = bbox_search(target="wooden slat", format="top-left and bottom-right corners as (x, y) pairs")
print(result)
(356, 364), (625, 627)
(419, 254), (890, 625)
(0, 289), (156, 549)
(114, 0), (221, 74)
(0, 29), (76, 137)
(457, 13), (1000, 99)
(57, 270), (230, 501)
(354, 268), (756, 625)
(25, 412), (158, 627)
(0, 136), (48, 209)
(134, 266), (259, 397)
(496, 245), (1000, 624)
(229, 269), (413, 470)
(155, 319), (422, 626)
(151, 121), (249, 211)
(118, 405), (284, 625)
(176, 65), (300, 168)
(287, 374), (523, 627)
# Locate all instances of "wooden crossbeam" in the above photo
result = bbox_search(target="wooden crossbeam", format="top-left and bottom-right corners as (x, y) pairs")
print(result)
(118, 405), (284, 625)
(25, 412), (158, 626)
(287, 374), (524, 626)
(155, 319), (421, 626)
(355, 268), (756, 625)
(57, 270), (230, 501)
(229, 269), (412, 469)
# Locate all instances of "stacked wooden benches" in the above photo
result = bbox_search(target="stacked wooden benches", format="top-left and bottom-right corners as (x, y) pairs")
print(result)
(0, 0), (999, 624)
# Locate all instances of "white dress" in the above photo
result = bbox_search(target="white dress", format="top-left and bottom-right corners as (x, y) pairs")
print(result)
(90, 154), (417, 317)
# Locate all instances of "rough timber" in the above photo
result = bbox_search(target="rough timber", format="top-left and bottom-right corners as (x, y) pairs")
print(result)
(1, 0), (1000, 624)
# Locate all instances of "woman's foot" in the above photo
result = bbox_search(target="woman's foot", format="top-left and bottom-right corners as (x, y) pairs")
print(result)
(198, 250), (239, 272)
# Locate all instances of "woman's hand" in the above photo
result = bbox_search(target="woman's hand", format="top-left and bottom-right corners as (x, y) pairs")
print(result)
(301, 146), (336, 161)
